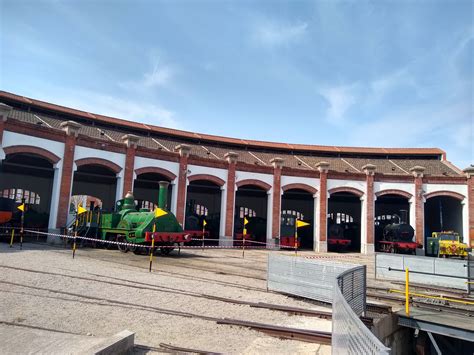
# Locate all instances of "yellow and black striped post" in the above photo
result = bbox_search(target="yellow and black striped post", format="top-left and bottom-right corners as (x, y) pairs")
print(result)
(19, 205), (25, 251)
(149, 224), (156, 272)
(202, 220), (206, 251)
(242, 217), (248, 258)
(294, 223), (298, 256)
(72, 218), (78, 259)
(9, 229), (15, 248)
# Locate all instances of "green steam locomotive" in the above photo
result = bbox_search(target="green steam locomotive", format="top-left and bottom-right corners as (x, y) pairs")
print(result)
(75, 181), (192, 254)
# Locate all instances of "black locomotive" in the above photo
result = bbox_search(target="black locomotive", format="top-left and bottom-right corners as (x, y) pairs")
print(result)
(377, 211), (419, 254)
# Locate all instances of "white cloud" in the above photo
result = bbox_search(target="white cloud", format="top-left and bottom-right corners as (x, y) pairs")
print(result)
(143, 61), (174, 87)
(119, 57), (176, 91)
(252, 20), (308, 48)
(37, 89), (181, 129)
(319, 84), (357, 124)
(347, 101), (472, 168)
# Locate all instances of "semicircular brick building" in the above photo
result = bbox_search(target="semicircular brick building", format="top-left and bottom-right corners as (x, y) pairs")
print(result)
(0, 90), (472, 253)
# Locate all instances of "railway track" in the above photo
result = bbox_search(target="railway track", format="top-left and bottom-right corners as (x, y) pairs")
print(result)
(135, 343), (222, 354)
(0, 265), (345, 323)
(0, 279), (332, 345)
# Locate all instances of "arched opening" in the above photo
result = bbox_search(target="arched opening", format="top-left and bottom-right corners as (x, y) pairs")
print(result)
(281, 188), (314, 250)
(234, 183), (268, 245)
(72, 164), (117, 211)
(133, 172), (173, 210)
(69, 195), (103, 212)
(424, 195), (463, 243)
(185, 179), (222, 245)
(327, 191), (362, 252)
(0, 152), (54, 229)
(375, 194), (411, 251)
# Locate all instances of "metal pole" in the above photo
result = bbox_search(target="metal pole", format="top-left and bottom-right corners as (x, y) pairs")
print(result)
(9, 229), (15, 248)
(149, 224), (156, 272)
(72, 217), (78, 259)
(294, 223), (298, 256)
(20, 208), (24, 250)
(405, 267), (410, 316)
(202, 224), (205, 252)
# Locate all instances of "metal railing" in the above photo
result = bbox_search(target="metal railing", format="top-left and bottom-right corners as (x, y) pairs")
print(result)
(267, 253), (356, 303)
(332, 266), (390, 355)
(267, 254), (390, 354)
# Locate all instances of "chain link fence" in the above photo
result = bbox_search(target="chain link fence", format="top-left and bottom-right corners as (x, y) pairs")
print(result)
(332, 266), (390, 354)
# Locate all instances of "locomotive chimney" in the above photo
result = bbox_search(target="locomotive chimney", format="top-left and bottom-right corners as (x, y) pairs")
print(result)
(400, 210), (408, 224)
(158, 181), (169, 209)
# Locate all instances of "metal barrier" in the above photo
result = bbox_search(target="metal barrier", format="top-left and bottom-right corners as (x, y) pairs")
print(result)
(375, 253), (469, 291)
(469, 253), (474, 294)
(267, 254), (390, 354)
(267, 253), (357, 303)
(332, 266), (390, 354)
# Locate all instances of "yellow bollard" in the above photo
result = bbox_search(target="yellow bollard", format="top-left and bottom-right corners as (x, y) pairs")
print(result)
(405, 267), (410, 316)
(9, 229), (15, 248)
(149, 224), (156, 272)
(149, 236), (155, 272)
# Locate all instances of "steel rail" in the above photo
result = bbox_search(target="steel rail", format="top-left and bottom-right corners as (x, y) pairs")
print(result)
(216, 318), (332, 344)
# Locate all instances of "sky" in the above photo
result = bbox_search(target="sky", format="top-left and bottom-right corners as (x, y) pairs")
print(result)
(1, 0), (473, 168)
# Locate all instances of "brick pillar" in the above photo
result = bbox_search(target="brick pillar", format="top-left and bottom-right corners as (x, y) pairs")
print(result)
(121, 134), (140, 197)
(363, 164), (376, 253)
(316, 162), (330, 252)
(175, 144), (190, 226)
(0, 104), (12, 146)
(271, 157), (284, 238)
(56, 121), (82, 228)
(224, 152), (238, 237)
(464, 167), (474, 247)
(410, 166), (426, 246)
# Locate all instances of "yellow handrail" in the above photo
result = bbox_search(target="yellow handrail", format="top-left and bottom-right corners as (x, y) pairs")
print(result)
(405, 268), (409, 316)
(389, 289), (474, 306)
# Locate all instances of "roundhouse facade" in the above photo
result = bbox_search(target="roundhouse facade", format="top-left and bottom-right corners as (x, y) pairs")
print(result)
(0, 90), (473, 253)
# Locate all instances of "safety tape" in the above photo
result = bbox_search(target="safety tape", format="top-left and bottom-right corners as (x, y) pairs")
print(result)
(23, 229), (276, 250)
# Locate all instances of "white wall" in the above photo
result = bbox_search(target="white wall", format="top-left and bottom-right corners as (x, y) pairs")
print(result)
(2, 131), (65, 228)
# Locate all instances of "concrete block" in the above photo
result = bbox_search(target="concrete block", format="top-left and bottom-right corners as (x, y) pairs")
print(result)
(84, 330), (134, 355)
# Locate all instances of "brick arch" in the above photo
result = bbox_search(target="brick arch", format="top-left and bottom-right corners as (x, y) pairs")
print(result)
(424, 190), (465, 201)
(282, 183), (317, 195)
(188, 174), (225, 187)
(3, 145), (60, 164)
(75, 158), (122, 174)
(375, 189), (412, 199)
(135, 166), (177, 181)
(328, 186), (364, 197)
(236, 179), (271, 191)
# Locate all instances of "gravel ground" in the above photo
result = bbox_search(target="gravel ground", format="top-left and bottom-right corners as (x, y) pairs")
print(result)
(0, 242), (353, 354)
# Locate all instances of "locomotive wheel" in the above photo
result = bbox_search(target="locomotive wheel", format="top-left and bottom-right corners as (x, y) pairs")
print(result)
(116, 235), (128, 253)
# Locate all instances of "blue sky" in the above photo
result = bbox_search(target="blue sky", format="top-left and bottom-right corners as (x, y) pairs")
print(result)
(1, 0), (473, 168)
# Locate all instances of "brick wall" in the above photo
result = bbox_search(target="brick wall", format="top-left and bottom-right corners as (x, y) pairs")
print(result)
(122, 146), (136, 197)
(366, 173), (375, 244)
(414, 176), (424, 245)
(56, 134), (76, 228)
(225, 162), (236, 236)
(319, 171), (328, 242)
(175, 154), (188, 226)
(272, 166), (282, 238)
(468, 176), (474, 247)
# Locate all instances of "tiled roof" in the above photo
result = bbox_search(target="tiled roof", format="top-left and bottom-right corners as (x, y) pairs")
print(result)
(1, 99), (463, 178)
(0, 90), (446, 156)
